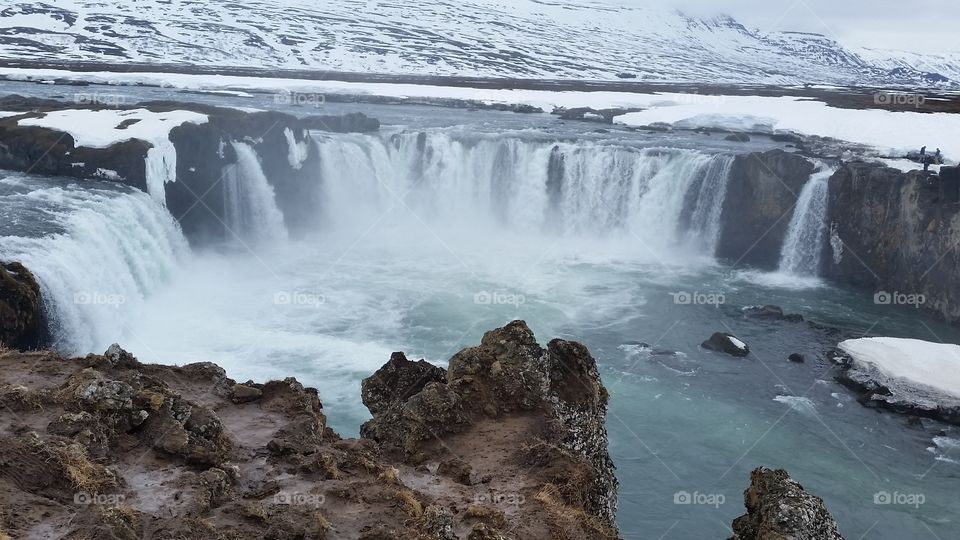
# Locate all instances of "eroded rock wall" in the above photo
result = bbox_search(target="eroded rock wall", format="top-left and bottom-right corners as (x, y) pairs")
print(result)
(824, 162), (960, 322)
(716, 150), (816, 268)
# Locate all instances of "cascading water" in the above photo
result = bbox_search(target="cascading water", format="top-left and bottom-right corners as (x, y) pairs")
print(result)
(0, 174), (189, 354)
(778, 168), (835, 275)
(284, 127), (309, 170)
(685, 155), (736, 255)
(311, 131), (735, 256)
(222, 142), (289, 243)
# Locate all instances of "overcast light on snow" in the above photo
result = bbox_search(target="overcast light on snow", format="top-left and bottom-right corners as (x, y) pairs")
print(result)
(608, 0), (960, 53)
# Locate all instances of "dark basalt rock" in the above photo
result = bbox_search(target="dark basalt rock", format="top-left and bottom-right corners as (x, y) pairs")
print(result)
(0, 262), (47, 350)
(701, 332), (750, 357)
(716, 150), (816, 268)
(553, 106), (642, 124)
(788, 353), (806, 363)
(743, 305), (804, 322)
(823, 162), (960, 324)
(0, 96), (381, 245)
(730, 467), (843, 540)
(724, 133), (751, 142)
(0, 120), (151, 191)
(161, 104), (381, 242)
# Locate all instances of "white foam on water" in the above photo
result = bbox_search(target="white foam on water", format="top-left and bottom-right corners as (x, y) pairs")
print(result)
(773, 395), (818, 416)
(735, 269), (825, 290)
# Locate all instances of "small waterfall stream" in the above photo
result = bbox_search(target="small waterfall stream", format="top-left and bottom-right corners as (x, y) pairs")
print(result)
(222, 141), (289, 244)
(778, 168), (835, 276)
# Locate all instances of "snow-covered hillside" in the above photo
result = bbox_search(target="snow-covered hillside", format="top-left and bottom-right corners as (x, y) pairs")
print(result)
(0, 0), (956, 87)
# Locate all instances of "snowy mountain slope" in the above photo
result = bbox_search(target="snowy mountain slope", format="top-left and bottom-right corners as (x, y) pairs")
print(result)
(0, 0), (956, 87)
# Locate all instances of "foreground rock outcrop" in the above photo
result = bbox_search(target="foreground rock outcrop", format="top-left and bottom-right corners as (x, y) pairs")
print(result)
(730, 468), (844, 540)
(0, 321), (619, 539)
(0, 261), (45, 350)
(361, 321), (619, 538)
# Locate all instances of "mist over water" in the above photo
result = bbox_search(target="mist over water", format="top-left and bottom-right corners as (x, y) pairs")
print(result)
(2, 127), (958, 539)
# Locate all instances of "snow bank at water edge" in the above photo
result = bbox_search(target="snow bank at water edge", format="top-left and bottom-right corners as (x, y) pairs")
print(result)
(839, 338), (960, 400)
(18, 108), (208, 203)
(614, 96), (960, 165)
(3, 67), (954, 165)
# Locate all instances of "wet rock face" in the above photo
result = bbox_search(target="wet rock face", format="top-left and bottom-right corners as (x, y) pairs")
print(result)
(165, 105), (380, 243)
(360, 320), (620, 536)
(0, 96), (380, 245)
(0, 108), (151, 190)
(716, 150), (816, 268)
(0, 262), (46, 350)
(824, 162), (960, 323)
(731, 467), (843, 540)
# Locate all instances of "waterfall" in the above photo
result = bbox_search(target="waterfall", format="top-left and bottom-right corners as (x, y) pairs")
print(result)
(311, 131), (734, 253)
(0, 177), (189, 355)
(685, 155), (735, 255)
(778, 168), (835, 275)
(222, 142), (289, 243)
(284, 127), (309, 170)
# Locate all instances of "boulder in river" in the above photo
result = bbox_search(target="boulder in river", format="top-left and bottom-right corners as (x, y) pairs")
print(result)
(743, 305), (804, 322)
(702, 332), (750, 357)
(730, 467), (843, 540)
